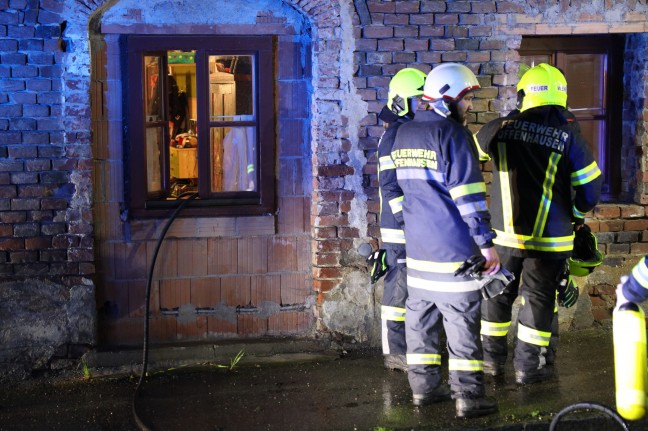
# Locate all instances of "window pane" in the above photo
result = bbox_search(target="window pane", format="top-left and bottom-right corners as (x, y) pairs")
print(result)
(146, 127), (164, 195)
(168, 51), (195, 140)
(210, 55), (254, 119)
(211, 126), (257, 192)
(145, 57), (163, 121)
(519, 55), (551, 71)
(577, 119), (604, 163)
(562, 53), (606, 112)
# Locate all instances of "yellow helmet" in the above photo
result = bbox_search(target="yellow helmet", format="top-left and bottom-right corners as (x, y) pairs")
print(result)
(569, 225), (603, 276)
(516, 63), (567, 112)
(387, 68), (427, 117)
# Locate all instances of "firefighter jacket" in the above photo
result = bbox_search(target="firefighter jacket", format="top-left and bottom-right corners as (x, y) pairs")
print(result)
(391, 110), (496, 297)
(621, 255), (648, 304)
(476, 106), (602, 259)
(378, 107), (409, 245)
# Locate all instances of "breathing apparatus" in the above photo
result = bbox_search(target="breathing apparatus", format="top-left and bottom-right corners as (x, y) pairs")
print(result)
(613, 300), (647, 420)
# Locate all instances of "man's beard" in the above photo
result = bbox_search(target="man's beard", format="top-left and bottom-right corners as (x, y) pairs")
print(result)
(448, 101), (466, 125)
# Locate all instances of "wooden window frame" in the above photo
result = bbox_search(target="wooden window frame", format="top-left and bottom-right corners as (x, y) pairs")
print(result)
(520, 35), (624, 202)
(124, 35), (276, 218)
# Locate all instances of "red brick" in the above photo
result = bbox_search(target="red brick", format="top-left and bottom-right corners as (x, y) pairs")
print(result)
(238, 314), (268, 336)
(148, 316), (178, 343)
(314, 279), (339, 294)
(190, 278), (220, 309)
(363, 26), (394, 38)
(314, 253), (340, 266)
(598, 220), (624, 232)
(177, 315), (207, 340)
(314, 266), (344, 279)
(625, 219), (648, 231)
(238, 237), (268, 274)
(593, 205), (621, 218)
(631, 242), (648, 254)
(314, 214), (349, 226)
(207, 316), (237, 336)
(315, 239), (342, 253)
(280, 273), (310, 304)
(207, 238), (238, 276)
(251, 274), (281, 305)
(268, 237), (298, 272)
(338, 227), (360, 239)
(314, 226), (337, 239)
(269, 311), (313, 334)
(0, 238), (24, 250)
(159, 278), (191, 310)
(221, 276), (251, 307)
(621, 205), (645, 218)
(317, 165), (355, 177)
(591, 307), (612, 322)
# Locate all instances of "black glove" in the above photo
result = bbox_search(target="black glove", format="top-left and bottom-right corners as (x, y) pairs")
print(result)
(454, 255), (486, 278)
(556, 260), (579, 308)
(573, 224), (597, 261)
(367, 249), (388, 284)
(455, 255), (515, 300)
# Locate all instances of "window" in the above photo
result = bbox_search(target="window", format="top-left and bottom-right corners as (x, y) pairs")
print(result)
(125, 35), (275, 217)
(520, 35), (624, 201)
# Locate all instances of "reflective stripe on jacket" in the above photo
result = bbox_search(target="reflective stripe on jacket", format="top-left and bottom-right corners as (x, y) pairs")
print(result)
(391, 110), (495, 294)
(378, 118), (408, 245)
(476, 106), (602, 258)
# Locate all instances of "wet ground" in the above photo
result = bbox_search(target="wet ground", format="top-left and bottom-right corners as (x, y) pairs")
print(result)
(1, 327), (647, 431)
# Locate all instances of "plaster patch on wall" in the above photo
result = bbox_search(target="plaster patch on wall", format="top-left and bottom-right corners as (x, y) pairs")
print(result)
(100, 0), (304, 32)
(320, 271), (378, 345)
(521, 0), (646, 24)
(338, 0), (369, 240)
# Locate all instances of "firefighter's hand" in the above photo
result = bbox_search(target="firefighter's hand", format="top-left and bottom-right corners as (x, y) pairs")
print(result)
(615, 275), (631, 310)
(480, 246), (500, 275)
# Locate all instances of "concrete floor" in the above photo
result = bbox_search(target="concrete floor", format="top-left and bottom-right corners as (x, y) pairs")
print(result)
(0, 327), (646, 431)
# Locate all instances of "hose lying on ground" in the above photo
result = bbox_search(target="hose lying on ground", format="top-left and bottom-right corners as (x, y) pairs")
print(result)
(549, 402), (630, 431)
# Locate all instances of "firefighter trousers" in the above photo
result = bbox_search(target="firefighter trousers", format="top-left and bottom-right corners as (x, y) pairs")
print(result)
(481, 251), (564, 374)
(406, 291), (485, 398)
(381, 244), (407, 355)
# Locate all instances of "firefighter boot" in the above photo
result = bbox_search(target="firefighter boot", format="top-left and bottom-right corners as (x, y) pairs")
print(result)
(483, 360), (505, 377)
(456, 396), (498, 418)
(384, 354), (408, 372)
(515, 366), (554, 385)
(412, 384), (451, 406)
(412, 385), (450, 407)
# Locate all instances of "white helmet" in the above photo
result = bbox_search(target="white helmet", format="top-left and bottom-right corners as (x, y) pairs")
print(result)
(422, 63), (480, 102)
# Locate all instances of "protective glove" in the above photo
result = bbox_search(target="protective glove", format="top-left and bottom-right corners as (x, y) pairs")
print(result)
(367, 249), (388, 284)
(454, 255), (486, 278)
(455, 255), (515, 300)
(557, 276), (579, 308)
(556, 260), (579, 308)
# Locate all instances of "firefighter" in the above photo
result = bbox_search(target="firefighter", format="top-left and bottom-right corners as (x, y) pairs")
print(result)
(475, 63), (602, 385)
(376, 67), (427, 372)
(391, 62), (500, 418)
